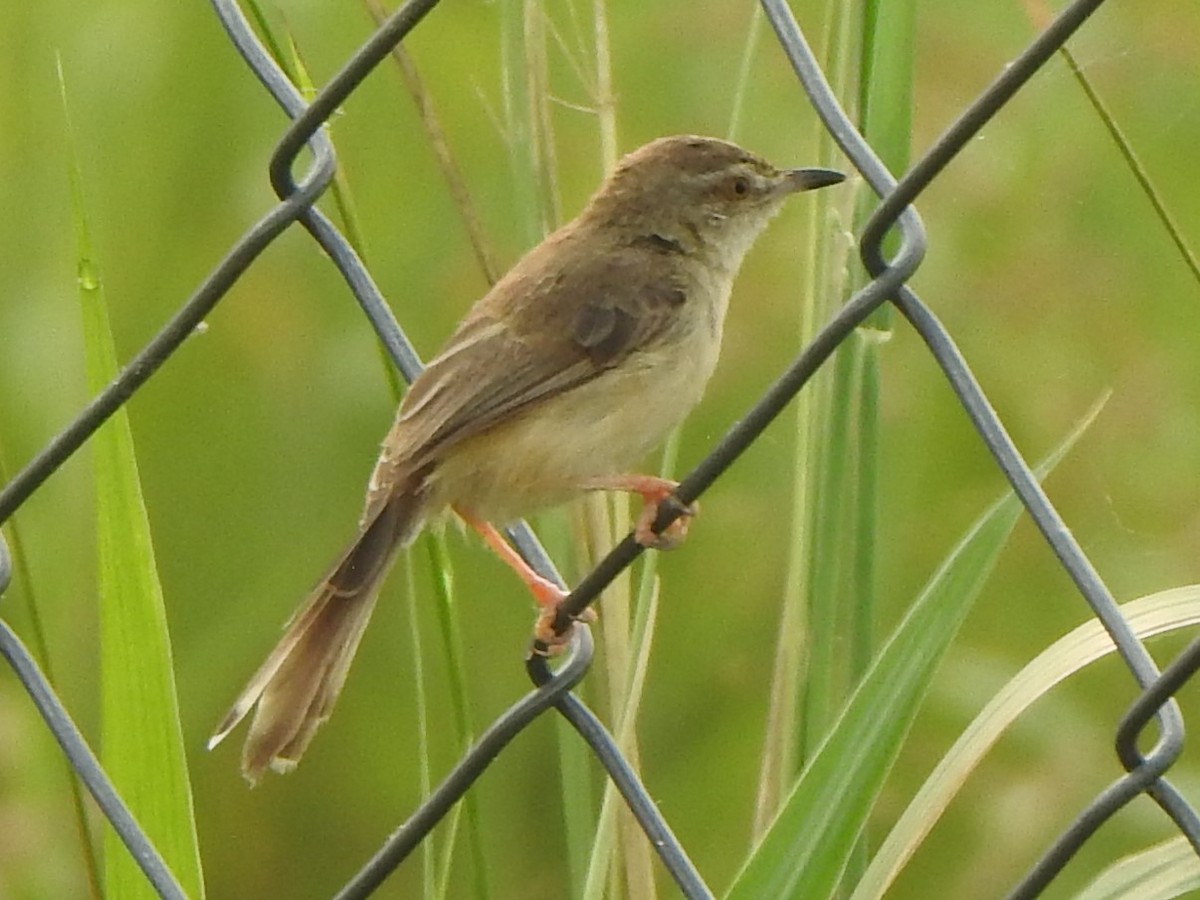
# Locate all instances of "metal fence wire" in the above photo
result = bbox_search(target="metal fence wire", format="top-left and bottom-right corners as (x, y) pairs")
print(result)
(1, 0), (1197, 897)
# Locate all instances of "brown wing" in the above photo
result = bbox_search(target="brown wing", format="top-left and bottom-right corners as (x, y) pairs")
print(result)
(389, 238), (688, 472)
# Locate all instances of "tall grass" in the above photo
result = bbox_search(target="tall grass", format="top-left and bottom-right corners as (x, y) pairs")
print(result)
(11, 1), (1198, 897)
(61, 57), (205, 900)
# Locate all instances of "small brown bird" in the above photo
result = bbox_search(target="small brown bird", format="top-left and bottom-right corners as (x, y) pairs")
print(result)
(209, 135), (843, 782)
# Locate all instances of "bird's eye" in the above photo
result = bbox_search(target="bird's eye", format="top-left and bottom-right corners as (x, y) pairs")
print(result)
(732, 176), (750, 196)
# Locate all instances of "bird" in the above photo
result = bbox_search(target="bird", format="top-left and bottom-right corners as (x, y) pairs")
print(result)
(208, 134), (844, 783)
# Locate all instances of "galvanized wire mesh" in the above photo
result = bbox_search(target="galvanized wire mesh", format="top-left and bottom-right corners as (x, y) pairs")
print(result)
(1, 0), (1197, 897)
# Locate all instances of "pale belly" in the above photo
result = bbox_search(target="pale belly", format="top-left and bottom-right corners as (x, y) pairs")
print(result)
(424, 324), (720, 524)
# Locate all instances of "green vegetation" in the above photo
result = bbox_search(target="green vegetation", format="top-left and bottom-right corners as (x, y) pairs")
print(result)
(1, 2), (1198, 898)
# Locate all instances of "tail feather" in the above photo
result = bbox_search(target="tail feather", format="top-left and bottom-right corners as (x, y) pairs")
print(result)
(209, 489), (422, 784)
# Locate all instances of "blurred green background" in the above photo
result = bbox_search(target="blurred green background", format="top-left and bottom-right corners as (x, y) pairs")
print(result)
(2, 1), (1199, 897)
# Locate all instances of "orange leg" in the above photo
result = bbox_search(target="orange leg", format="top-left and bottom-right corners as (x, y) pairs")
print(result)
(453, 506), (592, 645)
(453, 506), (566, 607)
(580, 475), (697, 550)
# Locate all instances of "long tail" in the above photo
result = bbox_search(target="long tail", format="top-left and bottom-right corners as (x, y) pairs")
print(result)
(209, 489), (423, 784)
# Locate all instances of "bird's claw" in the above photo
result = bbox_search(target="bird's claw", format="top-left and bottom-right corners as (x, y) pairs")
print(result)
(634, 493), (698, 550)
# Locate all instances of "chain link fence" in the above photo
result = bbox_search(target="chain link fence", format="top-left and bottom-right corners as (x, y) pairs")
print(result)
(1, 0), (1198, 897)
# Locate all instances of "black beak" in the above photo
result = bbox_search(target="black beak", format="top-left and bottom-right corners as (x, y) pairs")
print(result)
(784, 167), (846, 192)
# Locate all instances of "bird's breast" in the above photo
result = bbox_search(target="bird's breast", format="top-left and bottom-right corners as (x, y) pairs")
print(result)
(425, 308), (725, 525)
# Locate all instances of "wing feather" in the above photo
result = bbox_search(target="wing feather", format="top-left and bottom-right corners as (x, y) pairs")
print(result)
(386, 236), (690, 473)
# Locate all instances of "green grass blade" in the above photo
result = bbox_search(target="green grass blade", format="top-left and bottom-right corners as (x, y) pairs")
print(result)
(556, 709), (596, 900)
(1073, 835), (1200, 900)
(581, 578), (660, 900)
(60, 58), (205, 900)
(727, 6), (763, 143)
(838, 2), (915, 883)
(1018, 1), (1200, 289)
(1057, 46), (1200, 289)
(728, 485), (1019, 900)
(755, 0), (858, 832)
(860, 0), (916, 186)
(725, 395), (1104, 900)
(799, 339), (857, 755)
(248, 12), (491, 891)
(852, 584), (1200, 900)
(794, 0), (856, 768)
(424, 532), (490, 900)
(241, 0), (291, 81)
(401, 556), (438, 900)
(852, 0), (915, 675)
(0, 447), (103, 899)
(282, 22), (408, 405)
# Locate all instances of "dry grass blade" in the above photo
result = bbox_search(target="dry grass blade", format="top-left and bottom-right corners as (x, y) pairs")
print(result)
(1021, 0), (1200, 288)
(364, 0), (501, 286)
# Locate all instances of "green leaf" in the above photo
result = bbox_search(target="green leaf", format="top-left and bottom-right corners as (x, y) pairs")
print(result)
(725, 396), (1105, 900)
(853, 584), (1200, 899)
(60, 57), (205, 900)
(860, 0), (916, 179)
(424, 531), (489, 899)
(1073, 836), (1200, 900)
